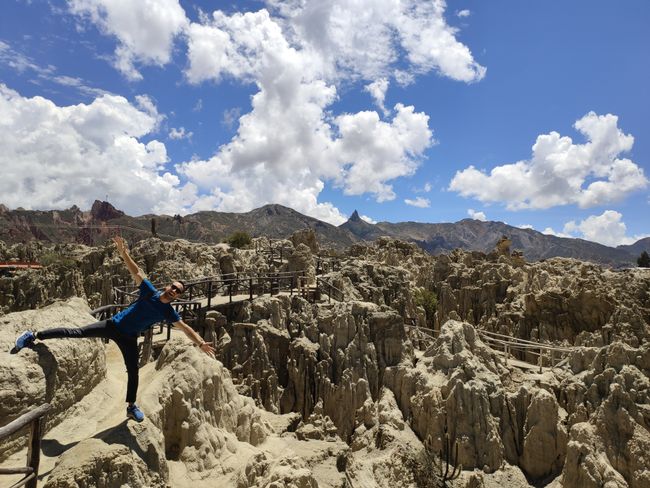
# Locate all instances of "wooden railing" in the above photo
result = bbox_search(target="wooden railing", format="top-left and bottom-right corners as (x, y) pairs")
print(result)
(254, 240), (292, 265)
(315, 276), (346, 303)
(476, 329), (573, 372)
(112, 271), (307, 307)
(0, 403), (51, 488)
(403, 324), (574, 372)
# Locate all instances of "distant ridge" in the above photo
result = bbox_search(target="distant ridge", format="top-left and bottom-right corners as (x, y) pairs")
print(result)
(0, 201), (642, 267)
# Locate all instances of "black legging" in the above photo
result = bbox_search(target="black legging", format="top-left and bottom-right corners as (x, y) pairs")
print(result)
(37, 320), (139, 403)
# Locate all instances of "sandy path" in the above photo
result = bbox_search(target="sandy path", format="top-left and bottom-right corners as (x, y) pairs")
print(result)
(2, 340), (155, 485)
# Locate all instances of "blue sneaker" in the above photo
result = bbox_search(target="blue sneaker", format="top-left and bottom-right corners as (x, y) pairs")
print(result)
(126, 404), (145, 422)
(14, 331), (36, 352)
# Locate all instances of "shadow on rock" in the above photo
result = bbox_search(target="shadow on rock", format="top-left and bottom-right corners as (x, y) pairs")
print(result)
(41, 438), (80, 457)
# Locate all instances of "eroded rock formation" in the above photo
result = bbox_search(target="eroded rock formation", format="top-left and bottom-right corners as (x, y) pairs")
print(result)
(0, 299), (105, 460)
(1, 236), (648, 488)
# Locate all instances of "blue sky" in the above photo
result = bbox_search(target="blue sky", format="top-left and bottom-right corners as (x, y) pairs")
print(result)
(1, 0), (648, 247)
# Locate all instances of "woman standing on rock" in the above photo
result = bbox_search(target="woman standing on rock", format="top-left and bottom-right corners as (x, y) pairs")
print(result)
(13, 236), (215, 422)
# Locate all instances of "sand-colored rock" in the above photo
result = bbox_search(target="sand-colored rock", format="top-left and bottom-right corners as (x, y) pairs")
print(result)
(291, 228), (320, 254)
(43, 424), (167, 488)
(0, 298), (105, 460)
(141, 338), (268, 475)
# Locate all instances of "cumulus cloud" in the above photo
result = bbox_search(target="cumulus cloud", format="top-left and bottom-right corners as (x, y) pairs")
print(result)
(0, 84), (189, 216)
(178, 9), (434, 223)
(449, 112), (648, 210)
(69, 0), (188, 80)
(405, 197), (431, 208)
(360, 215), (377, 224)
(517, 224), (533, 229)
(56, 2), (485, 221)
(365, 78), (389, 114)
(542, 227), (572, 238)
(467, 208), (486, 221)
(562, 210), (649, 247)
(168, 126), (192, 140)
(457, 9), (471, 18)
(266, 0), (485, 82)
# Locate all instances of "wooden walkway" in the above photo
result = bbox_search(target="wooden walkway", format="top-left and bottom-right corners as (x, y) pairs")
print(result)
(405, 324), (575, 372)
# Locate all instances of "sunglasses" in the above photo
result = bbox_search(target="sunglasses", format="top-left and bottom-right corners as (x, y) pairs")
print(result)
(170, 284), (184, 294)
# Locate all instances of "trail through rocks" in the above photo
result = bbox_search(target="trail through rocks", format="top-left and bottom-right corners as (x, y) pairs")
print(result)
(4, 340), (150, 485)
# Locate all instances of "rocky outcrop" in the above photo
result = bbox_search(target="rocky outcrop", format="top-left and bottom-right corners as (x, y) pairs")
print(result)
(432, 252), (649, 347)
(295, 399), (340, 441)
(237, 453), (319, 488)
(90, 200), (125, 221)
(142, 339), (267, 474)
(219, 295), (411, 441)
(551, 340), (650, 487)
(346, 388), (436, 488)
(385, 320), (570, 480)
(43, 425), (167, 488)
(291, 228), (320, 254)
(282, 243), (316, 284)
(0, 298), (105, 460)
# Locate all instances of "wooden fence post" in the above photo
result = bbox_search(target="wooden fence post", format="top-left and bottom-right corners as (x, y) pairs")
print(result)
(26, 416), (42, 488)
(140, 328), (154, 366)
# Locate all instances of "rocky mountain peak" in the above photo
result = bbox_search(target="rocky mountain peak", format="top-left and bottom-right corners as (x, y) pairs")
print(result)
(349, 210), (362, 222)
(90, 200), (125, 221)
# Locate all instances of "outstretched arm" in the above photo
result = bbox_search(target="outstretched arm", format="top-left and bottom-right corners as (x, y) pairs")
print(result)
(173, 320), (216, 358)
(113, 236), (146, 285)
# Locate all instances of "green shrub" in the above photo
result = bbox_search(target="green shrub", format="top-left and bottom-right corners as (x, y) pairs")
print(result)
(226, 231), (252, 249)
(415, 288), (438, 325)
(638, 251), (650, 268)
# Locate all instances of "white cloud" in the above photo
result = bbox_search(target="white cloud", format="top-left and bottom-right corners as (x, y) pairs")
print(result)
(457, 9), (471, 18)
(364, 78), (389, 114)
(0, 41), (108, 97)
(360, 215), (377, 224)
(405, 197), (431, 208)
(222, 107), (242, 129)
(450, 112), (648, 210)
(561, 210), (649, 247)
(168, 126), (192, 140)
(178, 10), (434, 223)
(52, 1), (483, 221)
(49, 75), (110, 97)
(69, 0), (188, 80)
(467, 208), (486, 221)
(0, 84), (190, 216)
(266, 0), (485, 83)
(542, 227), (572, 238)
(334, 104), (433, 201)
(517, 224), (534, 229)
(0, 40), (52, 75)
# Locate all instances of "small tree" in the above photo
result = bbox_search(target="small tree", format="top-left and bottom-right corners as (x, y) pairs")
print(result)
(638, 251), (650, 268)
(415, 288), (438, 327)
(226, 231), (252, 249)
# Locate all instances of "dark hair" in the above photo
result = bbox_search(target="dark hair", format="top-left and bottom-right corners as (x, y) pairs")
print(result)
(177, 280), (186, 292)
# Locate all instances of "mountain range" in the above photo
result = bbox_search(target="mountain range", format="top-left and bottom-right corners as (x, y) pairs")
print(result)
(0, 201), (647, 267)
